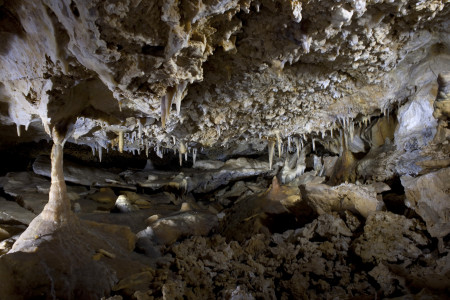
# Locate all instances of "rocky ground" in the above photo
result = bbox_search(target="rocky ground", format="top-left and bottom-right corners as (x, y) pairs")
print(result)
(0, 144), (449, 299)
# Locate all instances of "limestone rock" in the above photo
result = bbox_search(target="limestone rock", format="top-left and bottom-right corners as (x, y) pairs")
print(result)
(0, 227), (10, 241)
(187, 158), (270, 193)
(16, 193), (50, 214)
(220, 177), (310, 242)
(193, 160), (225, 170)
(2, 172), (50, 198)
(0, 197), (36, 225)
(137, 211), (218, 245)
(137, 157), (269, 194)
(353, 212), (429, 264)
(119, 191), (152, 208)
(115, 195), (139, 213)
(90, 187), (117, 204)
(33, 155), (128, 188)
(303, 182), (385, 218)
(401, 167), (450, 238)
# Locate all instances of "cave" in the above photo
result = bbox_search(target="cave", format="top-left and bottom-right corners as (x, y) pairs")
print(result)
(0, 0), (449, 299)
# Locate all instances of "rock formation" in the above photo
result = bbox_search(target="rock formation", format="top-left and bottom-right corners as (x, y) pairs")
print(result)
(0, 0), (449, 299)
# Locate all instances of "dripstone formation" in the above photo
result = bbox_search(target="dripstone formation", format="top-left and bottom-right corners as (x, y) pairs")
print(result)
(0, 0), (449, 299)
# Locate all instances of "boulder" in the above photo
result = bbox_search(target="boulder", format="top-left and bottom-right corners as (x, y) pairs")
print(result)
(303, 182), (385, 218)
(90, 187), (117, 204)
(115, 195), (139, 213)
(137, 211), (218, 245)
(401, 167), (450, 238)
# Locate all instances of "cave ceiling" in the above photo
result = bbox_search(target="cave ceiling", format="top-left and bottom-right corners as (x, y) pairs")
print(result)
(0, 0), (449, 155)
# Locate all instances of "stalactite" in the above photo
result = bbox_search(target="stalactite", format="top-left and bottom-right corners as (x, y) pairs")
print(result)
(156, 144), (163, 158)
(276, 131), (281, 158)
(269, 140), (275, 170)
(138, 120), (143, 140)
(166, 87), (175, 115)
(16, 124), (21, 137)
(175, 82), (188, 116)
(98, 146), (102, 162)
(294, 137), (300, 159)
(193, 148), (197, 165)
(179, 141), (187, 155)
(161, 95), (167, 128)
(118, 131), (124, 153)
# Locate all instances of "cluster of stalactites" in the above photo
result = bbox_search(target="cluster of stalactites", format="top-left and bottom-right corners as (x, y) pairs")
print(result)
(160, 82), (188, 128)
(68, 103), (392, 174)
(265, 110), (385, 171)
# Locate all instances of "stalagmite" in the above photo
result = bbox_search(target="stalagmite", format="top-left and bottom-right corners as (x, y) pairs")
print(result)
(312, 138), (316, 151)
(268, 140), (275, 170)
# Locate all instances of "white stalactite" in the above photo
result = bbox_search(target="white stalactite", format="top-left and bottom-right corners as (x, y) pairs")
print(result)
(118, 131), (124, 153)
(269, 140), (275, 170)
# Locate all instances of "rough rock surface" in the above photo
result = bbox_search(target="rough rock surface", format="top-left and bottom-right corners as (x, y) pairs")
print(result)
(0, 0), (448, 156)
(401, 167), (450, 238)
(353, 211), (429, 264)
(302, 182), (386, 218)
(33, 155), (128, 188)
(138, 210), (218, 245)
(0, 197), (36, 225)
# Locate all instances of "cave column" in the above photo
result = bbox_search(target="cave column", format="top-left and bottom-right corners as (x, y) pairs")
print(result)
(40, 128), (73, 224)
